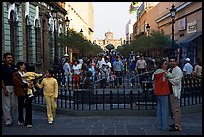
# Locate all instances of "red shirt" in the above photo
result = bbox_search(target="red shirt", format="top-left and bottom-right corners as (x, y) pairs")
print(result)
(153, 72), (170, 96)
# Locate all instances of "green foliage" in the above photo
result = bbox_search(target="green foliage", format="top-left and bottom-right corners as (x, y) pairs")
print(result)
(117, 30), (172, 56)
(56, 29), (103, 56)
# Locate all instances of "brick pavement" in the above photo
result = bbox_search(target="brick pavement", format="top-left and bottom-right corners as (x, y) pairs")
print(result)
(2, 109), (202, 135)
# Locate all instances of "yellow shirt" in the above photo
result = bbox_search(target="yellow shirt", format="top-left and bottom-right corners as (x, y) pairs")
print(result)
(36, 77), (58, 98)
(22, 72), (43, 83)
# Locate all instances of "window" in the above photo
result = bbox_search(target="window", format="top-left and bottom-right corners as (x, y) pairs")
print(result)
(35, 19), (42, 64)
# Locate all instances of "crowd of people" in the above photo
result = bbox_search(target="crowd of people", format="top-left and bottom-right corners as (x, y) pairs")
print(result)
(2, 51), (202, 132)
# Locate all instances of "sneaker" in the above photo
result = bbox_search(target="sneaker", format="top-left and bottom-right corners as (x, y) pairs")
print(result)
(169, 124), (175, 128)
(26, 124), (32, 128)
(28, 94), (34, 98)
(48, 121), (52, 124)
(169, 127), (182, 132)
(6, 123), (12, 127)
(18, 121), (24, 125)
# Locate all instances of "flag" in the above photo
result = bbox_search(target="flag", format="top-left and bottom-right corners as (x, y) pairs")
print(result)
(129, 2), (140, 14)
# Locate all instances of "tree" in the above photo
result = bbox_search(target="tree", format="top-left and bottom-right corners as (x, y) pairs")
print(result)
(57, 29), (102, 56)
(118, 30), (173, 57)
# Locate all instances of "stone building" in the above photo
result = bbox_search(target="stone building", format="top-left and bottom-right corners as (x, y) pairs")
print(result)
(2, 2), (67, 72)
(97, 31), (124, 51)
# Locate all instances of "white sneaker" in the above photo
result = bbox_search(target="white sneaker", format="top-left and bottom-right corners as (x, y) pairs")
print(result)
(48, 121), (52, 124)
(18, 121), (24, 125)
(26, 124), (32, 128)
(28, 94), (34, 98)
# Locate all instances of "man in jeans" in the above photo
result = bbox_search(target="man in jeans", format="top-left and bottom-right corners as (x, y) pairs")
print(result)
(168, 56), (183, 132)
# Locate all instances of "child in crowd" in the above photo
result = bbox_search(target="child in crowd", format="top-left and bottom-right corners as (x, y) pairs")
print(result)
(35, 69), (58, 124)
(21, 65), (43, 98)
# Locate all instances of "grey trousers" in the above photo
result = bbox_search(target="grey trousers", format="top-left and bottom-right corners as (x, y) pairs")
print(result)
(2, 86), (18, 125)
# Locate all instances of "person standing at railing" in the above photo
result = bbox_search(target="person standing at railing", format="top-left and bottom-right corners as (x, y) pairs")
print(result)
(35, 69), (58, 124)
(152, 59), (173, 131)
(72, 60), (81, 89)
(135, 54), (147, 86)
(192, 59), (202, 80)
(183, 58), (193, 80)
(167, 56), (183, 132)
(112, 55), (124, 87)
(63, 58), (71, 87)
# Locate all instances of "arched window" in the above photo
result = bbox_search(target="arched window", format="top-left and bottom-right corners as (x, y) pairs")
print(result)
(9, 10), (19, 64)
(25, 15), (32, 63)
(9, 10), (15, 60)
(35, 19), (42, 64)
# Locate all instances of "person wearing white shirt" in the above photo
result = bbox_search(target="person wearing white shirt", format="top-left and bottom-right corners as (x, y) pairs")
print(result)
(168, 57), (183, 132)
(72, 60), (81, 89)
(63, 59), (71, 86)
(183, 58), (193, 79)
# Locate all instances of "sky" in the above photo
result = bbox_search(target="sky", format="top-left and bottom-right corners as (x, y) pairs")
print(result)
(93, 2), (135, 40)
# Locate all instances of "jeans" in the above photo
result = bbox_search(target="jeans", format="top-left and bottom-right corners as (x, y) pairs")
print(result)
(156, 95), (169, 131)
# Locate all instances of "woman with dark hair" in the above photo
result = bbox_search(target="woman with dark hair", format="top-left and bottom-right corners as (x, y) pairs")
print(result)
(152, 59), (173, 131)
(12, 62), (33, 128)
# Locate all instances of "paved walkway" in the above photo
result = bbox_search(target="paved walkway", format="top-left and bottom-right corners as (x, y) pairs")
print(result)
(2, 110), (202, 135)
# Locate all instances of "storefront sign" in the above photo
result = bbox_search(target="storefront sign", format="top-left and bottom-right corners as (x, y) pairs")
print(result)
(187, 20), (197, 34)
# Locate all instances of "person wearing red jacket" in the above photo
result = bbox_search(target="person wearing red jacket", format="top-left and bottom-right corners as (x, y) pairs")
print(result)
(152, 59), (173, 131)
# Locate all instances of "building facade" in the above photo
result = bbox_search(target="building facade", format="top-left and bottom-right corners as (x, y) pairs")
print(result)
(65, 2), (94, 42)
(97, 31), (124, 50)
(133, 2), (202, 65)
(2, 2), (67, 72)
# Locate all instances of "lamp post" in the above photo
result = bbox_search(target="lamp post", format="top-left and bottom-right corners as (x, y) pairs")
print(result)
(65, 17), (70, 54)
(170, 4), (176, 56)
(52, 8), (58, 70)
(65, 17), (70, 37)
(80, 29), (83, 34)
(146, 23), (150, 36)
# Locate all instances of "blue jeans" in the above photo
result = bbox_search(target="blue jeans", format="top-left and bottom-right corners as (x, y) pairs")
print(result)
(156, 95), (169, 131)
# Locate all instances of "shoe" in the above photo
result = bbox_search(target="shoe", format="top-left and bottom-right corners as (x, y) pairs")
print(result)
(6, 123), (12, 127)
(169, 127), (182, 132)
(28, 94), (34, 98)
(26, 124), (32, 128)
(48, 121), (52, 124)
(18, 121), (24, 125)
(169, 124), (175, 128)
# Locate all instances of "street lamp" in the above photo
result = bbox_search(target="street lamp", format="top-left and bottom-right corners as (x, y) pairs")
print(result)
(65, 17), (70, 36)
(52, 8), (58, 70)
(170, 4), (176, 56)
(146, 23), (150, 36)
(80, 29), (83, 34)
(65, 17), (70, 54)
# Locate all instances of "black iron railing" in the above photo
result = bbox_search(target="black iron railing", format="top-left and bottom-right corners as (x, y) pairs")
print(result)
(33, 72), (202, 111)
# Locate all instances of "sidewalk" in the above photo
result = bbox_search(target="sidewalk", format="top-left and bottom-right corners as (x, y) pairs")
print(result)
(2, 110), (202, 135)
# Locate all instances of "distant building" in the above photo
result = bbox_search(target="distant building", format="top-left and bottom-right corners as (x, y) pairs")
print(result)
(97, 31), (124, 50)
(65, 2), (94, 42)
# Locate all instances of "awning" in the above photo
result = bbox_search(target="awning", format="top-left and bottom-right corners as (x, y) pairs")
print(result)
(177, 31), (202, 44)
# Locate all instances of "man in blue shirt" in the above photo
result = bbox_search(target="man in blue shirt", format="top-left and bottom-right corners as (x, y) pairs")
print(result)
(2, 52), (18, 127)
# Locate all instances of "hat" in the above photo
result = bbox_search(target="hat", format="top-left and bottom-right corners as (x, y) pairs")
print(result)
(64, 54), (69, 57)
(185, 58), (190, 61)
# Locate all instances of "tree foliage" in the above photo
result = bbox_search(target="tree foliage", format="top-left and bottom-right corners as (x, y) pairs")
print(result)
(57, 29), (103, 56)
(117, 30), (172, 57)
